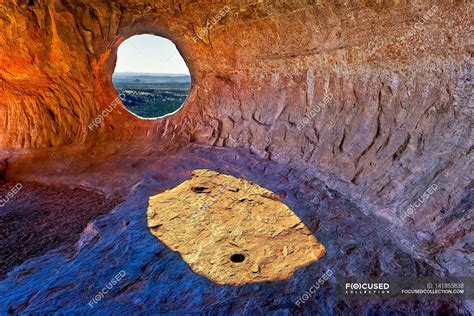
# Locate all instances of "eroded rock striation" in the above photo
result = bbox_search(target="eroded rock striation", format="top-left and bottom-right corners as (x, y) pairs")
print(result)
(1, 146), (469, 314)
(0, 1), (471, 263)
(0, 0), (472, 311)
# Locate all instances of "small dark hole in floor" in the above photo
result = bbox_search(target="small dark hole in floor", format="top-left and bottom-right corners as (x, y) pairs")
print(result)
(191, 186), (211, 193)
(230, 254), (245, 263)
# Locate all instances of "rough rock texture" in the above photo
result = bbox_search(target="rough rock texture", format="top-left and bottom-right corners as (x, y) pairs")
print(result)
(0, 0), (472, 313)
(0, 145), (470, 314)
(0, 182), (123, 280)
(0, 1), (471, 268)
(147, 169), (325, 285)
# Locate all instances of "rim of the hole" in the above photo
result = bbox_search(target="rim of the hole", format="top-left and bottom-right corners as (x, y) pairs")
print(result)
(230, 253), (246, 263)
(112, 33), (193, 121)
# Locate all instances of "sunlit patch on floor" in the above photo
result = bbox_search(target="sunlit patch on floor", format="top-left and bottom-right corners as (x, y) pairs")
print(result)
(147, 169), (325, 285)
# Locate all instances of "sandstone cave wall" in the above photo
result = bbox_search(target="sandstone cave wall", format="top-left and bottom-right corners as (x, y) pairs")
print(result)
(0, 0), (472, 268)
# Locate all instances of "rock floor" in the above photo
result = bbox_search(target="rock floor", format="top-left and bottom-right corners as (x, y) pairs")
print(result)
(0, 182), (123, 280)
(0, 145), (469, 314)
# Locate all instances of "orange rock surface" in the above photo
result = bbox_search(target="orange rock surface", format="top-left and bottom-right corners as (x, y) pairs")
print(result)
(0, 0), (471, 278)
(147, 169), (325, 285)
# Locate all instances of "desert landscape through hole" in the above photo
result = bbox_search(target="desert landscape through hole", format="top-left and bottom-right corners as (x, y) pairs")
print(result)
(0, 0), (472, 314)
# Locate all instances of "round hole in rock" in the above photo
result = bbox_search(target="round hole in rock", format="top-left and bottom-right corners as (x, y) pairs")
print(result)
(230, 254), (246, 263)
(113, 34), (191, 119)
